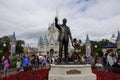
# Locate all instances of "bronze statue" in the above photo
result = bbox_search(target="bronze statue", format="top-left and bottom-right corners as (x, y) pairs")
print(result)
(73, 38), (81, 55)
(55, 17), (73, 63)
(72, 38), (81, 63)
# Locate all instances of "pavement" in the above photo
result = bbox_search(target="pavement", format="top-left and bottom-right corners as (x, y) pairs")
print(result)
(0, 68), (17, 77)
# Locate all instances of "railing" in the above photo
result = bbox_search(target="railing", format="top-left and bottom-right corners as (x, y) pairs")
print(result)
(92, 66), (120, 80)
(0, 68), (50, 80)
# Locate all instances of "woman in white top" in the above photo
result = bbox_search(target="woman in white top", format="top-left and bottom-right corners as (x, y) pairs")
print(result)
(107, 52), (114, 66)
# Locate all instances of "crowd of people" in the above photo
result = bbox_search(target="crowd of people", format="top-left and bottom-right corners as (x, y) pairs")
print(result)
(90, 52), (120, 73)
(0, 53), (53, 76)
(0, 51), (120, 77)
(16, 54), (49, 72)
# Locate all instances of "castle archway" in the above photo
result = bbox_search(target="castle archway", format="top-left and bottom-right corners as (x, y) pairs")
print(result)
(50, 49), (54, 57)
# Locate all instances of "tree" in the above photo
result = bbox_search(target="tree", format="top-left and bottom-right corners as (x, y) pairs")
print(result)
(81, 44), (86, 54)
(0, 36), (10, 55)
(16, 40), (25, 56)
(91, 39), (113, 57)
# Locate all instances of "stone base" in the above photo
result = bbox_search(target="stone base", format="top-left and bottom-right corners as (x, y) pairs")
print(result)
(49, 64), (96, 80)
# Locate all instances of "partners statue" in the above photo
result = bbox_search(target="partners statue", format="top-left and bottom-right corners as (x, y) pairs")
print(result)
(55, 17), (73, 63)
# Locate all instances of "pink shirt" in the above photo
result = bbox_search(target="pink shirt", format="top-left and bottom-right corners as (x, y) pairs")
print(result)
(4, 59), (9, 68)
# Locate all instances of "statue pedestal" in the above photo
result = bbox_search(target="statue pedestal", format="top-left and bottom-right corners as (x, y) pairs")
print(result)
(49, 64), (96, 80)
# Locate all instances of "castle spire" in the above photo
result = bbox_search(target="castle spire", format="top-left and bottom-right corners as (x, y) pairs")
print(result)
(117, 30), (120, 41)
(85, 34), (91, 57)
(38, 36), (42, 45)
(86, 34), (90, 43)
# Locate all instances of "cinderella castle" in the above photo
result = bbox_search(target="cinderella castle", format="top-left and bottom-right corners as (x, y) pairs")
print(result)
(38, 21), (59, 56)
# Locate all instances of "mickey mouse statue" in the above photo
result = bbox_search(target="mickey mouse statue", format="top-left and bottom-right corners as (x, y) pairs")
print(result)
(72, 38), (81, 63)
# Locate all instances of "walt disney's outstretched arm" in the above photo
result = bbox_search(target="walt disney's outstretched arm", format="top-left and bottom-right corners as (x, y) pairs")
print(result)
(55, 17), (61, 30)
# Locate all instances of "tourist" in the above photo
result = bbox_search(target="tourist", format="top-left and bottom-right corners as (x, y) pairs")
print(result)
(42, 56), (47, 68)
(16, 59), (21, 72)
(34, 55), (39, 70)
(106, 52), (114, 66)
(112, 58), (120, 68)
(101, 55), (107, 67)
(3, 57), (10, 76)
(112, 54), (117, 64)
(95, 57), (103, 68)
(22, 55), (29, 71)
(112, 58), (120, 73)
(39, 54), (43, 66)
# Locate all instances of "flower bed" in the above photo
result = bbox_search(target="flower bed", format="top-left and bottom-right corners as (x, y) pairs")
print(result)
(0, 68), (50, 80)
(92, 68), (120, 80)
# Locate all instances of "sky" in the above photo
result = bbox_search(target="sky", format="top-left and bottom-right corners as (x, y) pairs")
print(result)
(0, 0), (120, 47)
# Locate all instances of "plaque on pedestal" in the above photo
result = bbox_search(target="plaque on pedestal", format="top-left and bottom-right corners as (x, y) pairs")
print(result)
(49, 64), (96, 80)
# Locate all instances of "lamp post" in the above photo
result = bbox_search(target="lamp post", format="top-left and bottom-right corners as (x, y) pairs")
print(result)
(94, 45), (98, 57)
(3, 43), (6, 47)
(95, 45), (97, 49)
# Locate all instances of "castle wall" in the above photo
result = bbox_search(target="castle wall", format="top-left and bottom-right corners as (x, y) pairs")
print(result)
(117, 41), (120, 49)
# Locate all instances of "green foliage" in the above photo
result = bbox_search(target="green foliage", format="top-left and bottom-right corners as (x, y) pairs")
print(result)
(0, 36), (25, 68)
(9, 61), (16, 68)
(80, 39), (113, 57)
(81, 44), (85, 54)
(0, 62), (4, 69)
(0, 36), (10, 54)
(0, 50), (4, 56)
(12, 53), (17, 56)
(10, 53), (18, 68)
(11, 56), (17, 62)
(90, 39), (113, 56)
(95, 53), (99, 57)
(117, 49), (120, 55)
(16, 40), (25, 55)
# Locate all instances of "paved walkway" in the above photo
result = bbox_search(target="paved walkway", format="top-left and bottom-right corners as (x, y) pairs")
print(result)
(0, 68), (17, 77)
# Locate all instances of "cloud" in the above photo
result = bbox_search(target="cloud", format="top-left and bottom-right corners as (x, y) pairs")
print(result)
(0, 0), (120, 47)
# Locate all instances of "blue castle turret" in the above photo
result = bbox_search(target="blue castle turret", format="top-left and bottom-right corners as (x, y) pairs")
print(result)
(11, 32), (16, 42)
(10, 32), (16, 56)
(38, 36), (42, 46)
(116, 31), (120, 41)
(43, 34), (48, 44)
(86, 34), (90, 43)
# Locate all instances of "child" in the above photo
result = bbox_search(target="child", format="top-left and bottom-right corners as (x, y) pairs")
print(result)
(16, 59), (21, 72)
